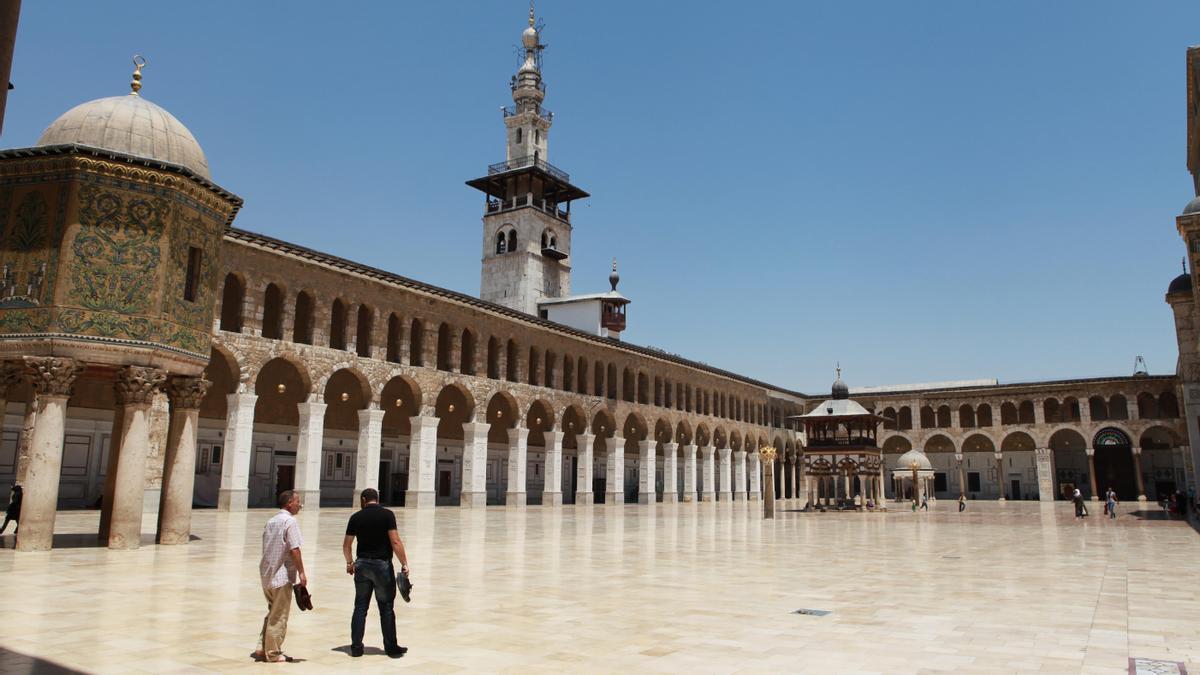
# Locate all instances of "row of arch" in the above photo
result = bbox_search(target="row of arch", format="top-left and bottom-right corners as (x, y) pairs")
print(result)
(216, 274), (791, 428)
(880, 392), (1179, 432)
(875, 425), (1182, 455)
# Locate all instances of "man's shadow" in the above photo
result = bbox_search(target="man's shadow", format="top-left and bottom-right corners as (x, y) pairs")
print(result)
(331, 646), (388, 657)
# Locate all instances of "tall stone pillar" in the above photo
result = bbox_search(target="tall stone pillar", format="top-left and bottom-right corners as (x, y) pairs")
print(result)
(157, 377), (210, 545)
(103, 366), (166, 550)
(605, 435), (625, 505)
(994, 451), (1006, 502)
(717, 447), (732, 500)
(700, 445), (716, 502)
(461, 421), (491, 508)
(637, 440), (656, 505)
(682, 443), (697, 502)
(354, 407), (385, 495)
(1085, 447), (1099, 501)
(405, 414), (439, 508)
(662, 442), (679, 503)
(293, 401), (327, 510)
(1132, 447), (1147, 502)
(733, 450), (747, 501)
(574, 432), (595, 505)
(14, 396), (37, 485)
(16, 357), (83, 552)
(504, 425), (527, 507)
(1034, 448), (1054, 502)
(218, 392), (258, 511)
(748, 449), (761, 501)
(955, 452), (966, 498)
(763, 451), (776, 518)
(543, 430), (564, 506)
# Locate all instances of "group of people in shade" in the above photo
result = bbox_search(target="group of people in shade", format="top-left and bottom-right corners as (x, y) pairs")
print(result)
(255, 488), (411, 663)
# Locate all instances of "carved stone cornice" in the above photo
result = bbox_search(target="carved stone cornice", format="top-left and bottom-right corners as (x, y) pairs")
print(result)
(114, 365), (167, 406)
(23, 356), (84, 397)
(166, 376), (211, 410)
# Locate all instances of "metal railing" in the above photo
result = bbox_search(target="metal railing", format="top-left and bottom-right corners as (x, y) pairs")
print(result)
(487, 155), (570, 182)
(486, 195), (569, 222)
(501, 102), (552, 119)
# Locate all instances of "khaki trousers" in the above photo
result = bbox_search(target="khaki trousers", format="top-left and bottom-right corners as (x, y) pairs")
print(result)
(257, 583), (293, 659)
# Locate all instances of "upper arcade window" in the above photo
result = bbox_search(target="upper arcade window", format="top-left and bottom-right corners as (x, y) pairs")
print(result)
(516, 128), (523, 144)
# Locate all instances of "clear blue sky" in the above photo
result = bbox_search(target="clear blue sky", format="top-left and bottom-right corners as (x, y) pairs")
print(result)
(5, 2), (1199, 394)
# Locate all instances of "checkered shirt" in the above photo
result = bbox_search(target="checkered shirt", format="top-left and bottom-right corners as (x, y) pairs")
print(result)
(259, 509), (303, 590)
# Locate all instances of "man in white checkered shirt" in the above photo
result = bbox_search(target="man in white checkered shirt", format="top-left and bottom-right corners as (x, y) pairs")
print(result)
(255, 490), (307, 663)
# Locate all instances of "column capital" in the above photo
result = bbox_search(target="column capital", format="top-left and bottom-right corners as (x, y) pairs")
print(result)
(993, 451), (1003, 460)
(544, 429), (565, 444)
(1035, 447), (1052, 457)
(733, 448), (746, 459)
(114, 365), (166, 406)
(24, 356), (84, 398)
(166, 376), (211, 410)
(638, 439), (654, 452)
(1084, 446), (1095, 457)
(507, 425), (528, 443)
(357, 406), (386, 424)
(410, 414), (439, 430)
(298, 400), (328, 417)
(954, 452), (963, 461)
(1132, 446), (1143, 455)
(662, 441), (679, 452)
(575, 431), (596, 447)
(717, 446), (731, 459)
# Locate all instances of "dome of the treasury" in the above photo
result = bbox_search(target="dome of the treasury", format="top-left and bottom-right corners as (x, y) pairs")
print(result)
(895, 448), (933, 471)
(1184, 195), (1200, 216)
(37, 93), (211, 180)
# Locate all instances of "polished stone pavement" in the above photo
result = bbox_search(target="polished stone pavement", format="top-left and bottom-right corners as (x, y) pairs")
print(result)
(0, 500), (1197, 674)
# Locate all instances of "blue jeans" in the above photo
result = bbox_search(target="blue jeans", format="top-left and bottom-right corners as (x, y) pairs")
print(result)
(351, 558), (398, 652)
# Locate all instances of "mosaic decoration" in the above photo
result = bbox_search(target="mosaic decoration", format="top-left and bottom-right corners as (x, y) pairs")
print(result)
(1094, 427), (1132, 448)
(0, 187), (58, 310)
(69, 183), (167, 315)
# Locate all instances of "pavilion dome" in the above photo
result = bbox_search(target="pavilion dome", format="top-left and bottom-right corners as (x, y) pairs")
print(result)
(895, 448), (933, 471)
(37, 94), (211, 180)
(1168, 272), (1192, 296)
(1184, 195), (1200, 216)
(831, 376), (849, 400)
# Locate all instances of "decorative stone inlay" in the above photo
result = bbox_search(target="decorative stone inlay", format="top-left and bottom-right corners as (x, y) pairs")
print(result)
(114, 365), (167, 406)
(22, 356), (84, 397)
(166, 376), (210, 410)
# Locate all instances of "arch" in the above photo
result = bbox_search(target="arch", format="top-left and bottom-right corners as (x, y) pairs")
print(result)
(694, 423), (711, 447)
(496, 229), (507, 254)
(1088, 396), (1108, 421)
(1049, 428), (1089, 500)
(606, 364), (617, 399)
(622, 412), (648, 444)
(897, 406), (913, 430)
(1137, 392), (1159, 419)
(434, 383), (475, 441)
(712, 427), (728, 450)
(882, 435), (912, 453)
(1093, 427), (1132, 448)
(961, 433), (995, 453)
(486, 336), (501, 379)
(199, 345), (240, 420)
(1049, 428), (1087, 452)
(684, 385), (693, 412)
(957, 404), (975, 428)
(1000, 401), (1018, 425)
(322, 368), (371, 432)
(543, 350), (555, 388)
(637, 371), (649, 405)
(622, 367), (635, 402)
(919, 405), (935, 428)
(1043, 398), (1061, 424)
(1092, 426), (1135, 500)
(975, 403), (992, 427)
(219, 272), (244, 333)
(936, 405), (951, 428)
(561, 404), (588, 447)
(507, 229), (517, 253)
(1000, 431), (1035, 452)
(923, 433), (955, 453)
(540, 227), (558, 251)
(355, 305), (373, 358)
(261, 282), (284, 340)
(591, 409), (616, 438)
(436, 323), (453, 372)
(674, 420), (693, 445)
(1061, 397), (1080, 422)
(1017, 400), (1034, 424)
(292, 290), (314, 344)
(506, 339), (519, 382)
(1108, 394), (1129, 420)
(460, 328), (477, 376)
(253, 356), (312, 427)
(409, 319), (425, 367)
(576, 356), (588, 394)
(329, 298), (348, 350)
(562, 354), (574, 392)
(728, 429), (742, 451)
(386, 313), (403, 363)
(380, 375), (421, 437)
(653, 377), (662, 407)
(1139, 425), (1181, 450)
(593, 361), (604, 397)
(882, 407), (897, 430)
(1159, 391), (1180, 418)
(526, 399), (556, 448)
(527, 346), (541, 385)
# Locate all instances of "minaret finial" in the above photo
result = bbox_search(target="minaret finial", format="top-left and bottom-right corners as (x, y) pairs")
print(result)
(529, 0), (536, 27)
(129, 55), (146, 96)
(609, 258), (620, 291)
(836, 362), (841, 379)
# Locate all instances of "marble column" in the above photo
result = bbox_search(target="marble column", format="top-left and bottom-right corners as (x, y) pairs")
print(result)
(293, 401), (327, 510)
(217, 392), (258, 511)
(461, 421), (491, 508)
(682, 443), (697, 502)
(662, 442), (679, 503)
(354, 407), (385, 495)
(605, 435), (625, 505)
(1085, 447), (1099, 501)
(994, 452), (1006, 502)
(1034, 448), (1054, 502)
(638, 440), (656, 505)
(157, 376), (210, 545)
(763, 456), (776, 518)
(16, 357), (83, 552)
(504, 425), (528, 507)
(14, 395), (37, 485)
(102, 366), (166, 550)
(733, 450), (747, 501)
(405, 414), (439, 508)
(717, 447), (732, 500)
(955, 452), (967, 498)
(543, 430), (564, 506)
(1132, 447), (1147, 502)
(575, 432), (595, 505)
(748, 450), (761, 501)
(700, 445), (716, 502)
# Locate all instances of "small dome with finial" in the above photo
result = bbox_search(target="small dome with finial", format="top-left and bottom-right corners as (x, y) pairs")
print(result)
(609, 258), (620, 291)
(522, 2), (539, 49)
(1169, 257), (1192, 296)
(831, 364), (849, 400)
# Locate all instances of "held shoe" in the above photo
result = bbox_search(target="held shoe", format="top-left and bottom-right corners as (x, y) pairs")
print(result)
(396, 570), (413, 603)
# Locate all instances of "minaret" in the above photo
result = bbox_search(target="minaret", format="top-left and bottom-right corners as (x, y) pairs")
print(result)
(468, 2), (590, 315)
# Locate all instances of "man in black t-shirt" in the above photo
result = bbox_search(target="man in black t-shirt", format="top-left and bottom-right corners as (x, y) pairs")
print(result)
(343, 488), (410, 658)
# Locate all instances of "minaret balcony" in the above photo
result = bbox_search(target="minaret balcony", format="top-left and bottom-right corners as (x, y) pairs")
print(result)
(502, 102), (551, 118)
(486, 194), (570, 223)
(488, 154), (569, 182)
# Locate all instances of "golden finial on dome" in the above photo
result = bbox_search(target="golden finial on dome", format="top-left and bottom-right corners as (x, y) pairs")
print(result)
(129, 55), (146, 96)
(529, 0), (536, 27)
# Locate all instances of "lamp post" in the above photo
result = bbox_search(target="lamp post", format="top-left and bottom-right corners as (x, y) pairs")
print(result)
(760, 445), (777, 519)
(910, 459), (920, 511)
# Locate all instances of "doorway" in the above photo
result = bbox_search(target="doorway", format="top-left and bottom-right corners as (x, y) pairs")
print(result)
(276, 465), (295, 493)
(436, 461), (454, 506)
(1010, 478), (1021, 501)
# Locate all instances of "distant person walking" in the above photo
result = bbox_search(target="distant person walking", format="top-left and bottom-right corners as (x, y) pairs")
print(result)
(1106, 487), (1118, 520)
(343, 488), (410, 659)
(919, 492), (929, 511)
(0, 485), (21, 535)
(1072, 487), (1087, 518)
(958, 494), (966, 512)
(256, 490), (307, 663)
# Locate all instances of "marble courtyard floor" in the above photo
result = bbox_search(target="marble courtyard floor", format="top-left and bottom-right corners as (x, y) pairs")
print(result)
(0, 501), (1198, 674)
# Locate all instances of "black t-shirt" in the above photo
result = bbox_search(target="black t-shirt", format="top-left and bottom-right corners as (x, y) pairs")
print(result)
(345, 504), (397, 561)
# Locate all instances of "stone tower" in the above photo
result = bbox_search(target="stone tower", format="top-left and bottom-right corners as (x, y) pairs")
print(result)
(467, 3), (589, 315)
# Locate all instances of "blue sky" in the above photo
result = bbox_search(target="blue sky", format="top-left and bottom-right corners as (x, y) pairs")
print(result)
(4, 1), (1199, 394)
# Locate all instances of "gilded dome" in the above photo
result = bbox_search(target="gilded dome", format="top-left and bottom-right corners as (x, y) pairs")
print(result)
(895, 449), (933, 471)
(37, 94), (210, 180)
